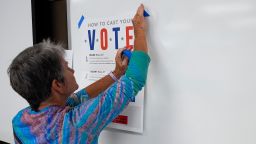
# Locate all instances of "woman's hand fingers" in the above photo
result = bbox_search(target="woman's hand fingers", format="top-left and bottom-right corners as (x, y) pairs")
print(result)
(115, 47), (125, 65)
(137, 4), (144, 16)
(132, 4), (145, 31)
(122, 56), (129, 67)
(114, 47), (128, 76)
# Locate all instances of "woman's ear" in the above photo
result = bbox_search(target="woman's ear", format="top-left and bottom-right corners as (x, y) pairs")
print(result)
(51, 79), (65, 94)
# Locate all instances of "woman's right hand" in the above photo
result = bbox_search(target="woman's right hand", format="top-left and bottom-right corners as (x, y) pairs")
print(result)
(132, 4), (148, 53)
(132, 4), (146, 35)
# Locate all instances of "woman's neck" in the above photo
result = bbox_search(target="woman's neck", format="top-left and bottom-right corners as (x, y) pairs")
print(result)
(38, 94), (67, 110)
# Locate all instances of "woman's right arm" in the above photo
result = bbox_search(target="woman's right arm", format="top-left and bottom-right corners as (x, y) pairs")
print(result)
(123, 4), (150, 95)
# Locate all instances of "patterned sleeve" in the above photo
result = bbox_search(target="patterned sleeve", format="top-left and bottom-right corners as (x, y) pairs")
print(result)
(65, 51), (150, 134)
(65, 89), (90, 107)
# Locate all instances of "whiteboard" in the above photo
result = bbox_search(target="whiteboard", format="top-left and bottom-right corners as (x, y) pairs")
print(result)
(67, 0), (256, 144)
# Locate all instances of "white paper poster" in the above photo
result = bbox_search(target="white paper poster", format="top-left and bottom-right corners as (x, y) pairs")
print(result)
(69, 1), (144, 133)
(64, 50), (73, 68)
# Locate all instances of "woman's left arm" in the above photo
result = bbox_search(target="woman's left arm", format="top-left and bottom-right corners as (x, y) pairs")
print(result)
(85, 47), (128, 98)
(66, 48), (128, 106)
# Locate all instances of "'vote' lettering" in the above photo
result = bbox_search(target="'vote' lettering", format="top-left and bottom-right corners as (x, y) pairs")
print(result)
(88, 26), (134, 50)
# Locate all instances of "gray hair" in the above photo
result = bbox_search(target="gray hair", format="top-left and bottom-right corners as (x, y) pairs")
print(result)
(8, 40), (65, 111)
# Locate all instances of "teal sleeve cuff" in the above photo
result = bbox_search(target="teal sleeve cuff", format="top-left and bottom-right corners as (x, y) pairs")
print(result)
(66, 89), (90, 107)
(131, 50), (151, 64)
(125, 50), (151, 89)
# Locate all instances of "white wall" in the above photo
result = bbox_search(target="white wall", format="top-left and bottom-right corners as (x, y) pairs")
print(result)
(0, 0), (32, 143)
(68, 0), (256, 144)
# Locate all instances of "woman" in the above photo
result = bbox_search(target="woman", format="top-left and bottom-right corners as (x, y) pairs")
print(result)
(9, 4), (150, 144)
